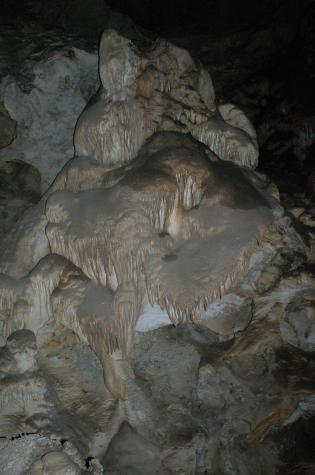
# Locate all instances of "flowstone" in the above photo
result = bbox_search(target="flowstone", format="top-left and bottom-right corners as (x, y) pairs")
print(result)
(1, 28), (313, 474)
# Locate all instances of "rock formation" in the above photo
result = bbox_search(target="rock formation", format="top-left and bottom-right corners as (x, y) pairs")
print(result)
(0, 51), (97, 191)
(75, 30), (258, 169)
(0, 27), (314, 475)
(0, 28), (276, 398)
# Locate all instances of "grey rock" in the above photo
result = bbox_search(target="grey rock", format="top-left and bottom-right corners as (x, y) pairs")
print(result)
(196, 293), (253, 339)
(0, 159), (41, 243)
(0, 199), (33, 244)
(0, 48), (99, 192)
(0, 435), (61, 475)
(0, 21), (313, 475)
(0, 160), (41, 202)
(281, 300), (315, 352)
(0, 106), (16, 148)
(102, 422), (166, 475)
(133, 331), (200, 406)
(25, 450), (81, 475)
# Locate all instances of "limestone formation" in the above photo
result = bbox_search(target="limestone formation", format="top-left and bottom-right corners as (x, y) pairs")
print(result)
(0, 29), (278, 399)
(0, 27), (313, 474)
(0, 127), (278, 400)
(0, 39), (99, 192)
(75, 30), (258, 169)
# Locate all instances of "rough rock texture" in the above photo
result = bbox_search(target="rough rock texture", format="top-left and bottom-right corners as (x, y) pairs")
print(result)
(0, 26), (314, 475)
(160, 0), (314, 215)
(0, 123), (276, 401)
(0, 104), (16, 148)
(0, 51), (96, 191)
(0, 434), (96, 475)
(0, 26), (100, 246)
(102, 422), (167, 475)
(0, 26), (99, 193)
(75, 30), (258, 170)
(0, 160), (41, 243)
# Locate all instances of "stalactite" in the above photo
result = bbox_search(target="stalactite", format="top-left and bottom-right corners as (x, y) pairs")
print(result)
(0, 29), (281, 403)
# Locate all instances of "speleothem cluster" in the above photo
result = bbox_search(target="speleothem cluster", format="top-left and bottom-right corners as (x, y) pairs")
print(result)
(0, 30), (278, 406)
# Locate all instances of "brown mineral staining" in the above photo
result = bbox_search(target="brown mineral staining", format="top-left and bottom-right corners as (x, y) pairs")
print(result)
(41, 132), (276, 398)
(0, 30), (279, 400)
(74, 29), (259, 169)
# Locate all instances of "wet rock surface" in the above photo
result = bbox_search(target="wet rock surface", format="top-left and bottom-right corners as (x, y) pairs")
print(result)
(0, 7), (314, 475)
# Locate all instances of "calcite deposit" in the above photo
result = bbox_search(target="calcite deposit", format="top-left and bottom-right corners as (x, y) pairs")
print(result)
(75, 30), (258, 169)
(0, 28), (277, 399)
(0, 27), (314, 475)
